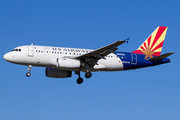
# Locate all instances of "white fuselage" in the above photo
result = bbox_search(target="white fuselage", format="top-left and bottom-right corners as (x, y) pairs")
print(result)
(4, 45), (124, 72)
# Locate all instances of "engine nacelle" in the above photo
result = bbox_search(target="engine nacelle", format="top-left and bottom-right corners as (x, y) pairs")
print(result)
(50, 58), (81, 68)
(46, 67), (72, 78)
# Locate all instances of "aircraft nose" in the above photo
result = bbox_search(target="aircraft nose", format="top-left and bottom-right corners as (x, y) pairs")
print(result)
(3, 53), (11, 61)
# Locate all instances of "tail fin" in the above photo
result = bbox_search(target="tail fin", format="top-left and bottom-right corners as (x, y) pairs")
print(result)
(132, 26), (168, 58)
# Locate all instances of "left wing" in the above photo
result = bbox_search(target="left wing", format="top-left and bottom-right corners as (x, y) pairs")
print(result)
(76, 39), (128, 61)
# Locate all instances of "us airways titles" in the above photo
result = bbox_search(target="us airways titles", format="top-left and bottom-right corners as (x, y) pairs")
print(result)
(51, 47), (92, 53)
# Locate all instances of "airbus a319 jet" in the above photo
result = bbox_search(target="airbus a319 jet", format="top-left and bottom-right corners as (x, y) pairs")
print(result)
(3, 26), (174, 84)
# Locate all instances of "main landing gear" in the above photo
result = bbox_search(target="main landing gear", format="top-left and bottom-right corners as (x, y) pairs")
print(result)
(75, 71), (83, 84)
(75, 71), (92, 84)
(85, 72), (92, 78)
(26, 65), (32, 77)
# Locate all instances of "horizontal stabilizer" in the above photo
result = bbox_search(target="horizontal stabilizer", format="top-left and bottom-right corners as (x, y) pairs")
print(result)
(148, 52), (174, 61)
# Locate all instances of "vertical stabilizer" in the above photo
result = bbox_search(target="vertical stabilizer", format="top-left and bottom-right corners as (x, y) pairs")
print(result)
(132, 26), (168, 59)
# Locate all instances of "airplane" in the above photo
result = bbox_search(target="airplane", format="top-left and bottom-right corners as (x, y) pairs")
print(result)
(3, 26), (174, 84)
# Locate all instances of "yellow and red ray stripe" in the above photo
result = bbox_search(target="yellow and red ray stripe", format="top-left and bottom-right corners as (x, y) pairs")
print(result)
(132, 26), (168, 56)
(150, 26), (167, 50)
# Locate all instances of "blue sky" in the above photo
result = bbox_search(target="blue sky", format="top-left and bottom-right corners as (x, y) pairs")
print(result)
(0, 0), (179, 120)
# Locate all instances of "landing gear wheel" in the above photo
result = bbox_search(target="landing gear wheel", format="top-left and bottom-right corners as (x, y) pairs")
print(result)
(26, 72), (31, 77)
(85, 72), (92, 78)
(77, 77), (83, 84)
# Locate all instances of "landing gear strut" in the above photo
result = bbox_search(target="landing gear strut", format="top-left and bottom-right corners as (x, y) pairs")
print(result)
(84, 63), (92, 79)
(26, 65), (32, 77)
(75, 71), (83, 84)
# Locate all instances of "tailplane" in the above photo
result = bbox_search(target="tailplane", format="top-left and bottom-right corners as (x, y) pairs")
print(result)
(132, 26), (168, 59)
(148, 52), (174, 61)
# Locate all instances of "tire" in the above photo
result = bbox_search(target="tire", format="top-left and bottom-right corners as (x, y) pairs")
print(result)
(26, 72), (31, 77)
(85, 72), (92, 78)
(77, 77), (83, 84)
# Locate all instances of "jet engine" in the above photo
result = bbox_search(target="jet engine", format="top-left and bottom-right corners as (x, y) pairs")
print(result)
(45, 67), (72, 78)
(50, 58), (82, 68)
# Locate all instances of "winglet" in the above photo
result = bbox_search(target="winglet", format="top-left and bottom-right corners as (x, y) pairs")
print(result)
(148, 52), (174, 61)
(124, 38), (130, 43)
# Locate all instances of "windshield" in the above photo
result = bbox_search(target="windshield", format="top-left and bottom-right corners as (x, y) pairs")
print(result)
(12, 49), (21, 52)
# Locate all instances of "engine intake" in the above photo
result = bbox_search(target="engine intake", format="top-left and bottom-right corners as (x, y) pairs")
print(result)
(46, 67), (72, 78)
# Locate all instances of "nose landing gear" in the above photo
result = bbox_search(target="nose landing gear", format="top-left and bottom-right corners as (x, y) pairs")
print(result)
(26, 65), (32, 77)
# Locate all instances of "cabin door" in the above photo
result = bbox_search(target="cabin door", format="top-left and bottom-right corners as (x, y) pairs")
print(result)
(28, 44), (34, 57)
(131, 54), (137, 64)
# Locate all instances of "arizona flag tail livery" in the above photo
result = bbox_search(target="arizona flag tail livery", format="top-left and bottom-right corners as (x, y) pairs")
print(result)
(3, 26), (174, 84)
(132, 26), (168, 59)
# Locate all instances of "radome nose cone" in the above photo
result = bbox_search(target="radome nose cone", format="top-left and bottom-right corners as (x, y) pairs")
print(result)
(3, 53), (7, 60)
(3, 53), (10, 61)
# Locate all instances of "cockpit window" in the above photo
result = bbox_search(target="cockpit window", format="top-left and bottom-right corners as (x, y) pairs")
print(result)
(12, 49), (21, 52)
